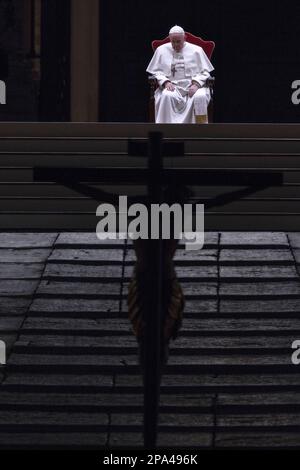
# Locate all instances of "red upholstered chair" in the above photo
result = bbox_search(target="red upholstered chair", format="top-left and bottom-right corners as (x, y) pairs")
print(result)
(148, 32), (215, 122)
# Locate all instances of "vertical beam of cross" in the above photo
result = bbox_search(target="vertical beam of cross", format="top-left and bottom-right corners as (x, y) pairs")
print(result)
(143, 132), (164, 449)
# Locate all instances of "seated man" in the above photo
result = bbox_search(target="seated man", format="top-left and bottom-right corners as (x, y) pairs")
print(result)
(146, 25), (214, 124)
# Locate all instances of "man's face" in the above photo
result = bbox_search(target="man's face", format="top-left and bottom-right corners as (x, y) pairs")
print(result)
(170, 34), (185, 53)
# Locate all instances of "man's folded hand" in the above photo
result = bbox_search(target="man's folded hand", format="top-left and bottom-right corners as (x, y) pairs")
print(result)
(164, 81), (175, 91)
(188, 83), (200, 97)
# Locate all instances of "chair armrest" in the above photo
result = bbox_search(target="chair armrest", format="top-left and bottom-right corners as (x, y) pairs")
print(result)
(148, 75), (158, 91)
(148, 75), (158, 84)
(204, 76), (215, 88)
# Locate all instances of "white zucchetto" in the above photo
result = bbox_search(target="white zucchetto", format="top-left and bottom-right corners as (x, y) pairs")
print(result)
(169, 25), (185, 35)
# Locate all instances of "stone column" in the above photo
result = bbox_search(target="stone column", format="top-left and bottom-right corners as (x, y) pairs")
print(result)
(71, 0), (99, 122)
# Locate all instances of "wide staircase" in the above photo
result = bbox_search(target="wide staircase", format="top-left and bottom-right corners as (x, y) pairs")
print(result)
(0, 123), (300, 449)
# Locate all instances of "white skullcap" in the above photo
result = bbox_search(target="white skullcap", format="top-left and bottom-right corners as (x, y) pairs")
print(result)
(169, 25), (185, 35)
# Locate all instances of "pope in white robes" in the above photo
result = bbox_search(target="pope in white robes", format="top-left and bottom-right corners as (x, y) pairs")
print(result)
(146, 25), (214, 124)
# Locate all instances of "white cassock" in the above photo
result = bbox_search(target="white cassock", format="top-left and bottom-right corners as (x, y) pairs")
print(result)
(146, 41), (214, 123)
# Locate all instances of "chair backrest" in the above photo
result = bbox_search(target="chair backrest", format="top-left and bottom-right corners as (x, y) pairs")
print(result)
(151, 32), (215, 59)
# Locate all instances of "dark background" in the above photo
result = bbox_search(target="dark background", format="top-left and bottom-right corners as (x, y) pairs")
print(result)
(99, 0), (300, 122)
